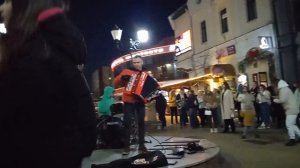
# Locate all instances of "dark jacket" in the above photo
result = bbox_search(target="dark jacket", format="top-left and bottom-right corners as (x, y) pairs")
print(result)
(186, 95), (199, 109)
(155, 93), (167, 112)
(0, 12), (96, 168)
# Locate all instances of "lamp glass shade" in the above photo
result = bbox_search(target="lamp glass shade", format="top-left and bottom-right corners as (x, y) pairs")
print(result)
(137, 30), (149, 43)
(111, 29), (122, 41)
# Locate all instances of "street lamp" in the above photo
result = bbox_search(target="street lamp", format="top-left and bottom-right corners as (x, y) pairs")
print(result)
(111, 25), (149, 51)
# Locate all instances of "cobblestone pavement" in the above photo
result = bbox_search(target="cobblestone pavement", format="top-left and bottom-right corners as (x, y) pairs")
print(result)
(148, 120), (299, 168)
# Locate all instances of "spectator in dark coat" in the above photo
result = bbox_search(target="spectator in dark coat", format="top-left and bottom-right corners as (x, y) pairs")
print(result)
(250, 82), (261, 126)
(155, 93), (167, 129)
(186, 90), (200, 128)
(176, 88), (188, 127)
(0, 1), (96, 168)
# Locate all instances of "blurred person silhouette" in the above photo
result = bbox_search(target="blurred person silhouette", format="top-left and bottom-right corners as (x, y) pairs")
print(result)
(176, 88), (188, 127)
(237, 86), (259, 139)
(186, 90), (199, 128)
(168, 90), (178, 124)
(267, 85), (285, 128)
(0, 1), (97, 168)
(203, 86), (218, 133)
(154, 92), (167, 129)
(257, 84), (271, 129)
(250, 82), (261, 126)
(197, 90), (206, 127)
(98, 86), (115, 117)
(220, 81), (236, 133)
(273, 79), (300, 146)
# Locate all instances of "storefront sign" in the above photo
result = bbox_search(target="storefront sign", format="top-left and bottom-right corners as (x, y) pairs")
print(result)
(259, 36), (273, 49)
(175, 30), (192, 56)
(216, 45), (236, 59)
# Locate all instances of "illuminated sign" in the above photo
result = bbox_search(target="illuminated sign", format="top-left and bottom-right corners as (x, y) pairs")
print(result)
(111, 45), (176, 71)
(175, 30), (192, 56)
(259, 36), (273, 49)
(216, 45), (236, 59)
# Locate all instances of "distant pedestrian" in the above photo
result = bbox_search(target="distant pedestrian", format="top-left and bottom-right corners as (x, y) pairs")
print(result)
(155, 93), (167, 129)
(251, 82), (261, 126)
(168, 90), (178, 124)
(213, 88), (223, 129)
(238, 86), (259, 139)
(203, 86), (218, 133)
(197, 90), (206, 127)
(220, 82), (236, 133)
(273, 79), (300, 146)
(186, 90), (199, 128)
(176, 88), (188, 127)
(257, 84), (271, 129)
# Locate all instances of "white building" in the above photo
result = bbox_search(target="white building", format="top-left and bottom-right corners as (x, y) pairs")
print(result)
(169, 0), (279, 88)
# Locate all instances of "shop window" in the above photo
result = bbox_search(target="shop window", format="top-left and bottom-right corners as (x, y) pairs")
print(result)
(259, 72), (268, 86)
(201, 21), (207, 43)
(220, 8), (228, 33)
(252, 74), (258, 83)
(246, 0), (257, 21)
(253, 72), (268, 86)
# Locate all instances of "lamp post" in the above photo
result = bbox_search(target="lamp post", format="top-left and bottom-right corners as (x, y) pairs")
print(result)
(111, 25), (149, 52)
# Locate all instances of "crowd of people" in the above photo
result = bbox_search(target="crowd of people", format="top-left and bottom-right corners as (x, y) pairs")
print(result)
(162, 80), (300, 146)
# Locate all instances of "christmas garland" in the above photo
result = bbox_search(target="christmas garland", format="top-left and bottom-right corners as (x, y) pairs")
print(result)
(238, 47), (275, 80)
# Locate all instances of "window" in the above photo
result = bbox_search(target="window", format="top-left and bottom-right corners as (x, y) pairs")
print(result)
(247, 0), (257, 21)
(201, 21), (207, 42)
(220, 8), (228, 33)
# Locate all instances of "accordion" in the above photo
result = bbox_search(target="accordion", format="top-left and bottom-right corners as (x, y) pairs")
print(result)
(124, 72), (159, 100)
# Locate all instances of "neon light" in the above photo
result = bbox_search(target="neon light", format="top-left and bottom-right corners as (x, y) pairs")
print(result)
(111, 44), (176, 70)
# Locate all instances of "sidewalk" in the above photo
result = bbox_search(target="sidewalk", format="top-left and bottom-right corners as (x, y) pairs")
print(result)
(149, 122), (299, 168)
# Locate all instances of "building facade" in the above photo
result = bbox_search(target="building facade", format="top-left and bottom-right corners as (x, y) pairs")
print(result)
(273, 0), (300, 83)
(169, 0), (280, 89)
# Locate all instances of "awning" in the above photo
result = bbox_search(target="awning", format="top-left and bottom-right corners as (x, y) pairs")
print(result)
(159, 74), (212, 90)
(204, 64), (236, 77)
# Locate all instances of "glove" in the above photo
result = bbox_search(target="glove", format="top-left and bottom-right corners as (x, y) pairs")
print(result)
(273, 99), (280, 103)
(121, 75), (131, 81)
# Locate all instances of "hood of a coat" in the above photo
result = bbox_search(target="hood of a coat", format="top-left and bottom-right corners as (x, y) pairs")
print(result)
(278, 80), (289, 89)
(39, 13), (87, 65)
(102, 86), (114, 98)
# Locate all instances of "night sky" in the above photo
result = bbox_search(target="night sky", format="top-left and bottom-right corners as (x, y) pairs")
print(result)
(68, 0), (187, 78)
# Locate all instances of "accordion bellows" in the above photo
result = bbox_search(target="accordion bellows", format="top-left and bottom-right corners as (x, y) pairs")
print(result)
(124, 71), (159, 100)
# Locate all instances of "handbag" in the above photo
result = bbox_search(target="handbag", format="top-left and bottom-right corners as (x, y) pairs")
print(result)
(205, 109), (212, 116)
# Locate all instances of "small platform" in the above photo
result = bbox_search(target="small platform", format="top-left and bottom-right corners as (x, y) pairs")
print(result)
(82, 136), (220, 168)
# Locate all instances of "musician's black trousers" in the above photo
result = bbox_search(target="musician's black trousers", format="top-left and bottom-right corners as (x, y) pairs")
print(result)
(123, 102), (145, 147)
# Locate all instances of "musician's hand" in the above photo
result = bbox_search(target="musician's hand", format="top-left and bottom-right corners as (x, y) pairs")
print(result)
(121, 75), (131, 81)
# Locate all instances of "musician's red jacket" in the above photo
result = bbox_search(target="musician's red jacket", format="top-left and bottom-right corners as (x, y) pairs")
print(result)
(114, 68), (145, 104)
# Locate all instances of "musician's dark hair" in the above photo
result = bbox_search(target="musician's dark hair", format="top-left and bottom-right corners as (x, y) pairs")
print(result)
(133, 55), (143, 59)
